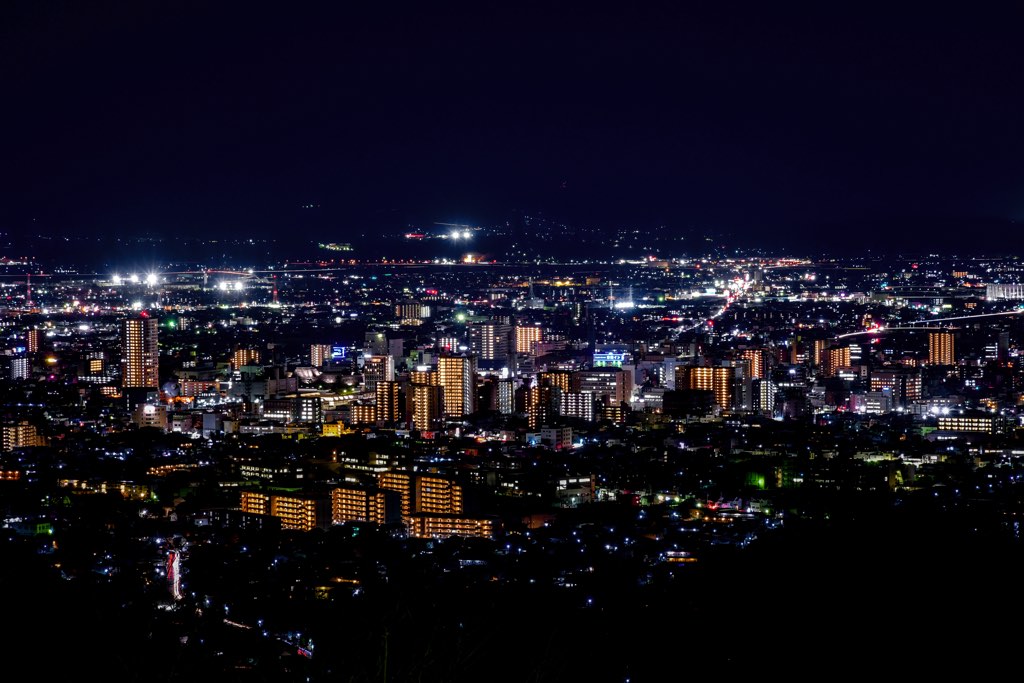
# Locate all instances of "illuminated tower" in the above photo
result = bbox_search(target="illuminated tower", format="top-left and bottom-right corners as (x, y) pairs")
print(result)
(121, 314), (159, 390)
(929, 331), (955, 366)
(438, 355), (477, 417)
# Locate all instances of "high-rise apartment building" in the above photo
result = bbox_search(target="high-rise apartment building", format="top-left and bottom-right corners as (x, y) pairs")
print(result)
(675, 365), (738, 412)
(362, 355), (395, 392)
(468, 322), (511, 368)
(121, 315), (159, 389)
(438, 355), (477, 417)
(514, 324), (543, 354)
(310, 343), (331, 368)
(375, 380), (401, 425)
(929, 331), (955, 366)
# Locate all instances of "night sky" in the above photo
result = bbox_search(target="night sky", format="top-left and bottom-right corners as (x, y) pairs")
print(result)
(4, 2), (1024, 253)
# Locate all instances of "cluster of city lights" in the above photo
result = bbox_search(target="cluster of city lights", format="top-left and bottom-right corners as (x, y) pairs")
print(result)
(111, 273), (160, 286)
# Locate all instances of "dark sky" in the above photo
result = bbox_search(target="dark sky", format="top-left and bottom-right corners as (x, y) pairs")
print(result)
(4, 1), (1024, 253)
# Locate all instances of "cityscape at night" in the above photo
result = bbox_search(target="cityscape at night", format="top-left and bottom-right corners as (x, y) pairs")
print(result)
(5, 3), (1024, 681)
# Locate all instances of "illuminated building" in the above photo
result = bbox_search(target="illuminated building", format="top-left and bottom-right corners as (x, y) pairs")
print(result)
(514, 324), (543, 354)
(753, 378), (779, 415)
(870, 369), (922, 406)
(468, 321), (512, 368)
(121, 315), (159, 389)
(361, 355), (394, 392)
(674, 365), (738, 411)
(375, 380), (401, 425)
(133, 403), (168, 430)
(822, 346), (851, 378)
(378, 472), (413, 522)
(231, 346), (260, 371)
(331, 486), (387, 525)
(437, 336), (459, 353)
(349, 403), (377, 426)
(599, 401), (626, 424)
(416, 475), (464, 515)
(438, 354), (477, 417)
(9, 356), (30, 381)
(495, 377), (515, 415)
(538, 426), (573, 450)
(408, 514), (497, 540)
(527, 383), (558, 429)
(539, 371), (572, 393)
(573, 368), (633, 405)
(812, 339), (830, 368)
(410, 370), (442, 431)
(310, 343), (331, 368)
(937, 414), (1003, 433)
(26, 328), (41, 354)
(240, 489), (330, 531)
(395, 300), (430, 324)
(929, 331), (956, 366)
(849, 390), (894, 414)
(986, 283), (1024, 300)
(560, 391), (597, 422)
(297, 395), (323, 426)
(741, 349), (766, 380)
(1, 420), (47, 451)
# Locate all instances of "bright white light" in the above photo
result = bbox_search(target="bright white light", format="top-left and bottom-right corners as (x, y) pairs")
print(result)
(233, 281), (244, 291)
(145, 273), (158, 286)
(129, 274), (140, 284)
(78, 324), (90, 332)
(132, 301), (143, 311)
(111, 275), (123, 285)
(334, 316), (343, 323)
(450, 231), (460, 240)
(462, 230), (471, 239)
(217, 281), (229, 291)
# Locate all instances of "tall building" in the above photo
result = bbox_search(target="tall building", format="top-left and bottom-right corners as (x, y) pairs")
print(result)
(822, 346), (851, 378)
(468, 321), (512, 368)
(407, 368), (441, 431)
(929, 331), (955, 366)
(375, 380), (401, 425)
(438, 355), (477, 417)
(527, 383), (558, 429)
(310, 343), (331, 368)
(514, 324), (543, 355)
(121, 314), (159, 389)
(741, 349), (766, 380)
(573, 367), (633, 406)
(26, 328), (42, 354)
(362, 355), (395, 392)
(675, 365), (739, 412)
(539, 370), (572, 393)
(9, 356), (30, 381)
